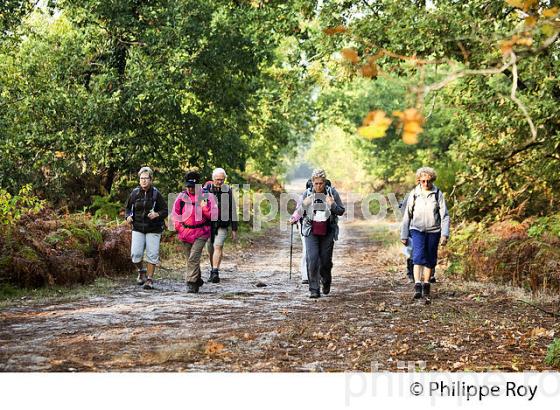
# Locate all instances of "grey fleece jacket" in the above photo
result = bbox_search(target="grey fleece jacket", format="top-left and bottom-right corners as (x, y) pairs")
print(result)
(400, 184), (450, 240)
(294, 187), (345, 240)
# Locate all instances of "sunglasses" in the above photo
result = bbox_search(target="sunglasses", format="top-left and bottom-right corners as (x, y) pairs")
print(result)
(419, 179), (432, 184)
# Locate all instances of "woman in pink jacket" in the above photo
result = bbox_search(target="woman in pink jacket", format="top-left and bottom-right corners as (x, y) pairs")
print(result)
(173, 171), (217, 293)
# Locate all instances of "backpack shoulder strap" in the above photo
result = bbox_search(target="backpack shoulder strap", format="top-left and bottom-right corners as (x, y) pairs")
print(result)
(176, 191), (192, 215)
(150, 187), (159, 212)
(130, 187), (141, 204)
(408, 191), (417, 220)
(434, 188), (441, 212)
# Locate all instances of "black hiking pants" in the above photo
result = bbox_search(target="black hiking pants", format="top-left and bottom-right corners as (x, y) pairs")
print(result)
(304, 231), (335, 294)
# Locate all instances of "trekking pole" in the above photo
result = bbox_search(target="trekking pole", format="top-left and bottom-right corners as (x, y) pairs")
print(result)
(289, 223), (294, 280)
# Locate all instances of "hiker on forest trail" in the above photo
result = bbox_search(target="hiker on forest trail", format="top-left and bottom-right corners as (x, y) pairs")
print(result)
(204, 168), (238, 284)
(400, 167), (450, 303)
(125, 166), (168, 290)
(400, 194), (437, 284)
(299, 178), (331, 284)
(173, 171), (218, 293)
(298, 179), (312, 284)
(290, 169), (345, 298)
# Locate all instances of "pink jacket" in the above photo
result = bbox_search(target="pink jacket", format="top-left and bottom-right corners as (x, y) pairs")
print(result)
(173, 191), (217, 244)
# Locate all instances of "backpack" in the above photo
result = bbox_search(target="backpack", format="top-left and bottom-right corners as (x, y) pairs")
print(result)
(204, 183), (234, 227)
(177, 192), (190, 215)
(130, 186), (159, 214)
(301, 183), (335, 236)
(408, 187), (440, 220)
(176, 183), (212, 215)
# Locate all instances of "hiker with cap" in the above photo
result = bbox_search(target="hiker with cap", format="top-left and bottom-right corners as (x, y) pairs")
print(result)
(400, 166), (450, 303)
(173, 171), (218, 293)
(203, 167), (238, 283)
(289, 169), (345, 298)
(124, 166), (168, 290)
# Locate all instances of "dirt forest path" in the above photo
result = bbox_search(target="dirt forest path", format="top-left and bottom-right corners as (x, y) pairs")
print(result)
(1, 183), (558, 372)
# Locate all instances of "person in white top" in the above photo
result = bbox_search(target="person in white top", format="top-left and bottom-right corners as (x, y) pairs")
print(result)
(400, 167), (450, 303)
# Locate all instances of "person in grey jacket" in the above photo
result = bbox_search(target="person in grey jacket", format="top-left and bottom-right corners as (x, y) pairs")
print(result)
(400, 167), (450, 303)
(290, 169), (345, 298)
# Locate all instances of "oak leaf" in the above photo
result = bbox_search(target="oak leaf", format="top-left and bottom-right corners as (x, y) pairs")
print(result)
(204, 340), (225, 355)
(323, 25), (347, 36)
(360, 63), (378, 78)
(341, 48), (360, 64)
(524, 16), (537, 27)
(542, 7), (559, 17)
(357, 110), (392, 139)
(505, 0), (537, 11)
(541, 24), (557, 37)
(393, 108), (424, 145)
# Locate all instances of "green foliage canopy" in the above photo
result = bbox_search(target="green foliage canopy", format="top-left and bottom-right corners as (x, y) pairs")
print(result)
(0, 0), (317, 206)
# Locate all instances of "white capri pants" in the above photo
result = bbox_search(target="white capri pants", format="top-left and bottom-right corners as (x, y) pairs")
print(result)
(131, 231), (162, 265)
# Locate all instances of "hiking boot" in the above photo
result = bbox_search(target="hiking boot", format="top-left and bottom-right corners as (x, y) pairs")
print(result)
(309, 291), (320, 299)
(143, 278), (154, 290)
(429, 275), (437, 284)
(422, 282), (431, 304)
(136, 268), (147, 285)
(196, 277), (204, 288)
(422, 282), (431, 297)
(413, 283), (422, 299)
(301, 279), (309, 284)
(321, 281), (331, 295)
(208, 268), (220, 283)
(187, 282), (199, 293)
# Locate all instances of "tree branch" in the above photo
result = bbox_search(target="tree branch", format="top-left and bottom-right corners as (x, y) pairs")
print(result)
(509, 52), (537, 142)
(517, 299), (560, 318)
(360, 0), (379, 16)
(486, 139), (544, 166)
(419, 54), (515, 95)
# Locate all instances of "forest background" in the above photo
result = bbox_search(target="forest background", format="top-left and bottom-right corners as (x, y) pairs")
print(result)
(0, 1), (559, 310)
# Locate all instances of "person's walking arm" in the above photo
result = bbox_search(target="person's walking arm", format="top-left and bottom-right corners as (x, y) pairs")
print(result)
(155, 190), (169, 220)
(439, 192), (450, 245)
(125, 192), (134, 224)
(329, 188), (345, 216)
(400, 192), (412, 244)
(289, 192), (307, 224)
(230, 187), (238, 232)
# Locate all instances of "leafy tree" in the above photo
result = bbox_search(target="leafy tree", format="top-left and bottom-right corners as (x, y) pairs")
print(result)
(304, 0), (559, 218)
(0, 0), (318, 207)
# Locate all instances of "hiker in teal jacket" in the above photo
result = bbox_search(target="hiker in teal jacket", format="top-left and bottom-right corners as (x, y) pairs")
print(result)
(400, 167), (450, 303)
